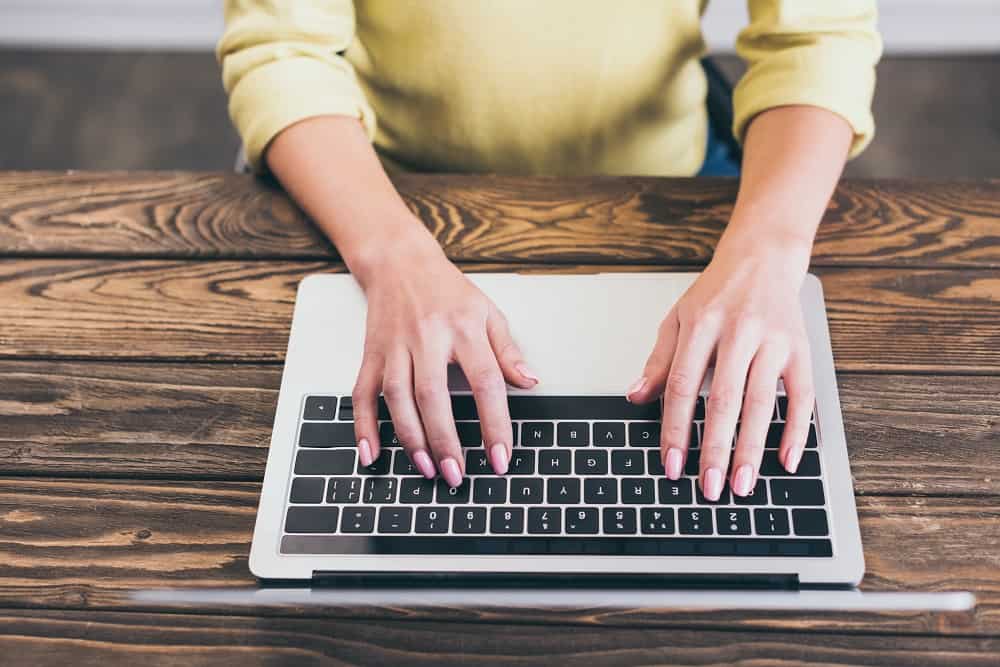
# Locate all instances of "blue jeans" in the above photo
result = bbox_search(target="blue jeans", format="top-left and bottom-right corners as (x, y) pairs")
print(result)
(697, 118), (741, 177)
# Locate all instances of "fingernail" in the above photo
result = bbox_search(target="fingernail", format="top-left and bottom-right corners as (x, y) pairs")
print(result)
(440, 457), (463, 488)
(412, 450), (436, 479)
(489, 443), (509, 475)
(786, 448), (802, 474)
(733, 464), (753, 496)
(665, 448), (683, 479)
(358, 438), (373, 467)
(515, 362), (540, 384)
(703, 467), (723, 501)
(626, 376), (647, 400)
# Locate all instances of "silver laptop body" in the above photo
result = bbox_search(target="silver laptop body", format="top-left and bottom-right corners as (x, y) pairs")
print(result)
(249, 272), (864, 587)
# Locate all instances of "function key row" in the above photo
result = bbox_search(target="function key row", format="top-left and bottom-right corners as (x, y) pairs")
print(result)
(285, 504), (828, 537)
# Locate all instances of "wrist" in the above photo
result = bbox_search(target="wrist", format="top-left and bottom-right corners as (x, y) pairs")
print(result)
(714, 218), (813, 280)
(345, 219), (445, 289)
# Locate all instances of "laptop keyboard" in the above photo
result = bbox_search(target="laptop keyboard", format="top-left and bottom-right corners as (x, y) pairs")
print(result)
(281, 394), (833, 557)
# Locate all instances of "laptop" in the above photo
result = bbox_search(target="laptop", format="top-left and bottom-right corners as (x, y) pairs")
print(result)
(249, 272), (864, 588)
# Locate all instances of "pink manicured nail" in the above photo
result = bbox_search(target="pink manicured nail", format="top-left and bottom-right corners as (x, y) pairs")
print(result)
(703, 467), (723, 501)
(412, 450), (436, 479)
(733, 464), (754, 496)
(626, 376), (647, 400)
(665, 448), (683, 479)
(358, 438), (373, 467)
(515, 362), (540, 384)
(489, 444), (509, 476)
(786, 448), (802, 474)
(440, 457), (463, 488)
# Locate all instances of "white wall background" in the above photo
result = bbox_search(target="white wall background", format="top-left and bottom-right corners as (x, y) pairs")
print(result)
(0, 0), (998, 53)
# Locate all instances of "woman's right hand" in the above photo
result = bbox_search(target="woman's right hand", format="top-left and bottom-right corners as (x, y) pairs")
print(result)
(350, 230), (539, 487)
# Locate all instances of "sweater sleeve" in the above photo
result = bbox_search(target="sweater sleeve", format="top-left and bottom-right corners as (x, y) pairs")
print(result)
(216, 0), (376, 171)
(733, 0), (882, 158)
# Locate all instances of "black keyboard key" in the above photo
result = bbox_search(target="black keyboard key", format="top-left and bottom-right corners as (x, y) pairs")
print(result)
(510, 478), (544, 504)
(450, 395), (479, 420)
(507, 396), (659, 420)
(414, 507), (449, 533)
(695, 396), (706, 420)
(678, 508), (713, 535)
(538, 450), (571, 474)
(337, 396), (353, 421)
(378, 421), (401, 446)
(806, 424), (818, 448)
(289, 477), (325, 504)
(285, 506), (339, 533)
(508, 450), (535, 475)
(295, 450), (355, 475)
(527, 507), (561, 534)
(584, 478), (618, 504)
(547, 478), (581, 503)
(594, 422), (626, 446)
(754, 508), (790, 535)
(399, 477), (435, 503)
(658, 478), (693, 504)
(793, 508), (829, 536)
(621, 478), (655, 504)
(456, 421), (483, 446)
(603, 507), (637, 534)
(377, 507), (413, 533)
(628, 422), (660, 447)
(363, 477), (397, 503)
(574, 449), (608, 475)
(777, 395), (788, 420)
(761, 450), (821, 477)
(453, 507), (487, 533)
(565, 507), (599, 534)
(612, 450), (645, 475)
(436, 478), (471, 503)
(299, 422), (355, 447)
(770, 479), (825, 506)
(393, 452), (419, 475)
(521, 422), (554, 446)
(340, 507), (375, 533)
(473, 477), (508, 503)
(646, 450), (665, 475)
(465, 449), (493, 475)
(764, 422), (784, 448)
(684, 449), (700, 476)
(357, 450), (392, 475)
(640, 508), (675, 534)
(716, 508), (752, 535)
(303, 396), (337, 421)
(326, 476), (362, 503)
(557, 421), (590, 446)
(696, 483), (731, 505)
(490, 507), (525, 534)
(733, 478), (768, 505)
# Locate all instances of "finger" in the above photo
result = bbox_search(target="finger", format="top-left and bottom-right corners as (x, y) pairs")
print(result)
(487, 305), (538, 388)
(700, 327), (759, 501)
(351, 350), (384, 468)
(381, 349), (435, 480)
(779, 343), (816, 474)
(412, 343), (465, 487)
(659, 315), (719, 481)
(731, 343), (787, 496)
(629, 309), (678, 404)
(456, 333), (513, 476)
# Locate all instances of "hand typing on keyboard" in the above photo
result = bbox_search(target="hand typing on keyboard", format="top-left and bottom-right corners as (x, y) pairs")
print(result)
(349, 237), (538, 488)
(627, 238), (815, 502)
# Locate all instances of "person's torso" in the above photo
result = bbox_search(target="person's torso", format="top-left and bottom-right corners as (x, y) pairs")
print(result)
(345, 0), (710, 176)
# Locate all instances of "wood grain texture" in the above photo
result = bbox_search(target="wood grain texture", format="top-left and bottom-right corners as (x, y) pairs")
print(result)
(2, 172), (999, 267)
(2, 609), (998, 667)
(0, 259), (997, 372)
(2, 361), (998, 495)
(0, 477), (996, 635)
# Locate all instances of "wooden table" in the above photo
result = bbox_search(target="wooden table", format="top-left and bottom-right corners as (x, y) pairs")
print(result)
(1, 171), (998, 665)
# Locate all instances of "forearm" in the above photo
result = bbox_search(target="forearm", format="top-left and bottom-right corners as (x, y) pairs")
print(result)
(265, 115), (441, 288)
(719, 105), (853, 274)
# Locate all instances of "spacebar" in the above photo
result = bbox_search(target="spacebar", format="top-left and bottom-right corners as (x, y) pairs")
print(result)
(281, 535), (832, 557)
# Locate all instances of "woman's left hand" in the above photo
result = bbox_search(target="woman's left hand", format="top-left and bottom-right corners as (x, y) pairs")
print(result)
(627, 233), (816, 501)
